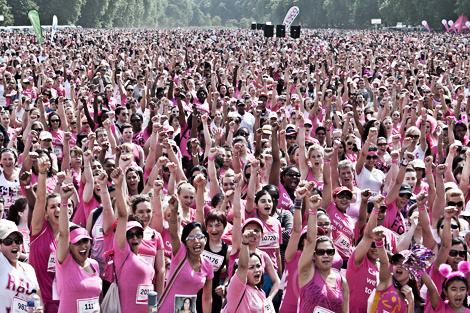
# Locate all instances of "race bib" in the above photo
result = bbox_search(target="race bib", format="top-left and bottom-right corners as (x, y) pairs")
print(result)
(22, 237), (30, 254)
(77, 297), (100, 313)
(136, 284), (153, 304)
(313, 306), (334, 313)
(95, 224), (103, 241)
(334, 233), (351, 256)
(260, 232), (279, 249)
(11, 297), (27, 313)
(263, 299), (275, 313)
(141, 254), (155, 267)
(54, 147), (63, 159)
(201, 250), (224, 272)
(48, 252), (56, 272)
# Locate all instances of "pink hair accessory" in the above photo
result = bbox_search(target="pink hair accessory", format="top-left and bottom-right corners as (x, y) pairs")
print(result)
(439, 261), (470, 280)
(367, 151), (378, 156)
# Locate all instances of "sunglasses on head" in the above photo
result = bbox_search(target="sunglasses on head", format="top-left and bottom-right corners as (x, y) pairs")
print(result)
(366, 155), (378, 160)
(449, 249), (467, 258)
(2, 236), (23, 246)
(440, 224), (459, 230)
(448, 201), (464, 207)
(126, 229), (144, 240)
(315, 248), (335, 256)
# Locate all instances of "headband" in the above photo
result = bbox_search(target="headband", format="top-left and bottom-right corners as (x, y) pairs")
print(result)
(439, 261), (470, 281)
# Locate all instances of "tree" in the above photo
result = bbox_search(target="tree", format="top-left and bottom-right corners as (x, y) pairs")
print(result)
(0, 0), (13, 26)
(35, 0), (85, 25)
(77, 0), (110, 28)
(7, 0), (38, 26)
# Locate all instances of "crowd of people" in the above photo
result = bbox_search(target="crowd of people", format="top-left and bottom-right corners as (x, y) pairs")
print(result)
(0, 26), (470, 313)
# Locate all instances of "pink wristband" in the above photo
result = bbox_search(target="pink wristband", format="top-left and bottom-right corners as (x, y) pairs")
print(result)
(374, 239), (384, 248)
(418, 206), (426, 211)
(392, 160), (398, 164)
(208, 157), (215, 161)
(309, 210), (318, 215)
(324, 161), (330, 165)
(229, 129), (234, 133)
(298, 124), (305, 128)
(60, 202), (69, 207)
(280, 137), (286, 140)
(425, 170), (432, 174)
(157, 142), (162, 146)
(372, 209), (379, 214)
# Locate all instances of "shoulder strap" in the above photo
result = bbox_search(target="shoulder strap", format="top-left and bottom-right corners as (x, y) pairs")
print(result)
(157, 251), (188, 309)
(234, 289), (246, 312)
(90, 207), (103, 232)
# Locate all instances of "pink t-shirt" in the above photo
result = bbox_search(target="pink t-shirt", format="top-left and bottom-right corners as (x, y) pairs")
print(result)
(370, 283), (407, 313)
(278, 183), (294, 211)
(72, 181), (101, 227)
(29, 221), (59, 305)
(433, 298), (470, 313)
(306, 169), (324, 192)
(113, 237), (155, 312)
(299, 269), (344, 313)
(138, 229), (164, 268)
(346, 248), (379, 313)
(424, 263), (445, 313)
(223, 273), (274, 313)
(326, 202), (355, 260)
(49, 129), (64, 163)
(55, 253), (102, 313)
(279, 251), (301, 313)
(383, 199), (407, 235)
(245, 212), (282, 271)
(158, 246), (214, 312)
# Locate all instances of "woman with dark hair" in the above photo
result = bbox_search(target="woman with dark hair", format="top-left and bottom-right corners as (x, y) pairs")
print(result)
(109, 166), (155, 312)
(47, 112), (65, 165)
(0, 147), (21, 211)
(178, 297), (194, 313)
(6, 197), (30, 261)
(158, 194), (213, 312)
(298, 194), (349, 313)
(126, 166), (144, 196)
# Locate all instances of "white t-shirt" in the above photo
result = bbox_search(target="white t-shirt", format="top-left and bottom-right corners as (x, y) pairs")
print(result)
(411, 145), (426, 161)
(0, 253), (39, 313)
(356, 166), (385, 196)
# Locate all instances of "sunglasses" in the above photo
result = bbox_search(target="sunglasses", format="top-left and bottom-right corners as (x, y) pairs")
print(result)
(131, 119), (142, 123)
(440, 224), (460, 230)
(126, 89), (133, 92)
(70, 122), (77, 125)
(185, 233), (205, 242)
(346, 141), (355, 146)
(2, 236), (23, 246)
(315, 248), (335, 256)
(286, 135), (297, 140)
(377, 143), (388, 147)
(448, 201), (464, 207)
(406, 135), (420, 140)
(51, 119), (60, 123)
(32, 128), (42, 132)
(398, 193), (412, 199)
(366, 155), (378, 160)
(285, 172), (301, 178)
(336, 193), (352, 200)
(449, 249), (467, 258)
(126, 229), (144, 240)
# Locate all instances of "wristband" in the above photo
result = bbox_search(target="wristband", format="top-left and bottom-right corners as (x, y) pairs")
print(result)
(229, 129), (234, 133)
(324, 161), (330, 165)
(294, 199), (302, 210)
(60, 202), (69, 207)
(157, 142), (162, 146)
(208, 157), (215, 161)
(418, 206), (426, 211)
(374, 239), (385, 248)
(425, 170), (432, 174)
(242, 241), (249, 245)
(392, 160), (398, 164)
(280, 137), (286, 140)
(309, 210), (318, 215)
(38, 170), (47, 174)
(372, 209), (379, 214)
(298, 124), (305, 128)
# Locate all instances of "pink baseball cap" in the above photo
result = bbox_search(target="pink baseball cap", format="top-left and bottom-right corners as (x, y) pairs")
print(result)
(70, 227), (92, 244)
(242, 218), (264, 232)
(126, 221), (144, 232)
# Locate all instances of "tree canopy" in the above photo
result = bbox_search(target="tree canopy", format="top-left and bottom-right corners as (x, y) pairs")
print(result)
(0, 0), (467, 29)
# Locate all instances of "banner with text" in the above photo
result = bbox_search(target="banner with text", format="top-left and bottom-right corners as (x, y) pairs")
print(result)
(282, 6), (300, 29)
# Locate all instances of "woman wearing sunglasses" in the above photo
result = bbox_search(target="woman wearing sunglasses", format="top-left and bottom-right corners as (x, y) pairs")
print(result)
(0, 220), (42, 313)
(370, 225), (439, 313)
(298, 194), (349, 313)
(356, 128), (385, 197)
(110, 167), (155, 312)
(158, 194), (213, 313)
(55, 183), (101, 313)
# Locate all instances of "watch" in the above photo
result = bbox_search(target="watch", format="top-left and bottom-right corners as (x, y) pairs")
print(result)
(400, 158), (409, 167)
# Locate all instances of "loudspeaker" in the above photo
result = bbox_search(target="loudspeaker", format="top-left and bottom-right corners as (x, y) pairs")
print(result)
(257, 23), (265, 30)
(264, 25), (274, 37)
(276, 25), (286, 37)
(251, 22), (256, 30)
(291, 26), (301, 38)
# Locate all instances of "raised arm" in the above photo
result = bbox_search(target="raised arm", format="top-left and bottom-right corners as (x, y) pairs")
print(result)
(56, 184), (75, 264)
(149, 180), (165, 233)
(230, 174), (243, 255)
(110, 166), (129, 252)
(385, 152), (412, 206)
(30, 156), (50, 236)
(285, 185), (307, 263)
(432, 164), (447, 228)
(373, 226), (393, 291)
(193, 174), (206, 224)
(268, 122), (280, 187)
(168, 194), (182, 256)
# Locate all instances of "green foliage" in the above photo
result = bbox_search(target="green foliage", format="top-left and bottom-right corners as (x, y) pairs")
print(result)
(0, 0), (467, 29)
